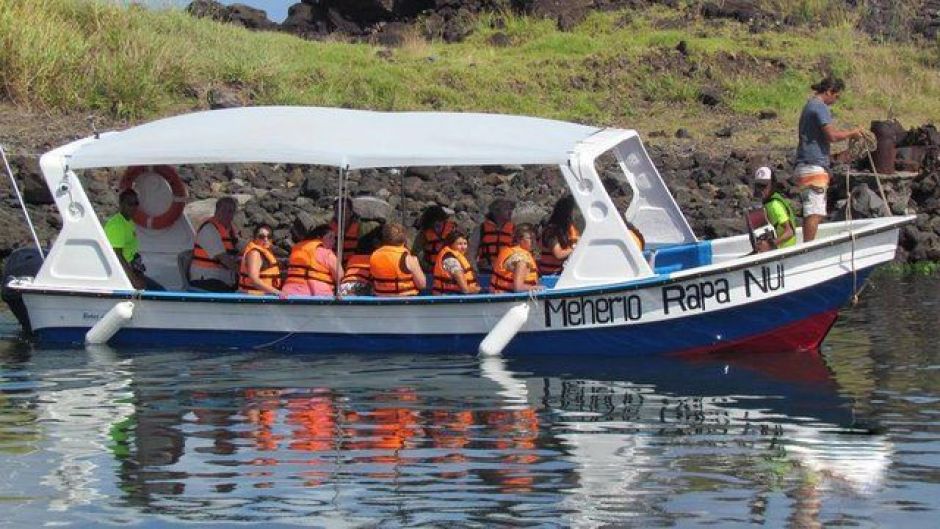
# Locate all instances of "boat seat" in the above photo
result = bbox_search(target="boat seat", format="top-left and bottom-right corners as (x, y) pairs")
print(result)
(651, 241), (712, 274)
(177, 249), (208, 292)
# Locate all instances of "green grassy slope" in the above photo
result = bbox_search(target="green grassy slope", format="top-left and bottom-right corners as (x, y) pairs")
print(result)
(2, 0), (938, 149)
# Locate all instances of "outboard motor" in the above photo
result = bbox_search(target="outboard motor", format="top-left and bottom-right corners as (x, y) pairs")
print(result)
(2, 247), (44, 334)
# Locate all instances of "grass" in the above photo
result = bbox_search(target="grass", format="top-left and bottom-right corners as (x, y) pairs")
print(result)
(874, 261), (940, 278)
(1, 0), (939, 148)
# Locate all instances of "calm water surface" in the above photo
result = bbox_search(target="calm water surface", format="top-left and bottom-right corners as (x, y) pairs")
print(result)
(1, 273), (938, 528)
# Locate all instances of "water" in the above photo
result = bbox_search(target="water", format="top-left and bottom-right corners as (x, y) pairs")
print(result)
(1, 273), (938, 527)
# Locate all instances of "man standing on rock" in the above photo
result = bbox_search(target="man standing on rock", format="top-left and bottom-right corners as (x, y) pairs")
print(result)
(795, 76), (865, 242)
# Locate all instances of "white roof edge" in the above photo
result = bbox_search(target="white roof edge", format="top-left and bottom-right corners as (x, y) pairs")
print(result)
(64, 106), (609, 170)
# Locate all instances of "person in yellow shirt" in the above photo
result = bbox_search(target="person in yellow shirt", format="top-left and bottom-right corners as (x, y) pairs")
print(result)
(103, 189), (163, 290)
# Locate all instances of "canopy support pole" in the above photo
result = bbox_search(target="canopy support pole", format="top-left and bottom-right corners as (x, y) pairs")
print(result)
(400, 169), (406, 226)
(0, 146), (45, 259)
(335, 166), (348, 297)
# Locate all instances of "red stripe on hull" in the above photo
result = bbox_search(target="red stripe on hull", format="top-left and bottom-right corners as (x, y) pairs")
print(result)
(674, 309), (840, 357)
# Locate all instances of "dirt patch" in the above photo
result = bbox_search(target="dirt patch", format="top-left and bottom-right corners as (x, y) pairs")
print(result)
(0, 104), (126, 157)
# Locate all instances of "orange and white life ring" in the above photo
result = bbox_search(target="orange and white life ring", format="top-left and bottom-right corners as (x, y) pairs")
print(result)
(119, 165), (186, 230)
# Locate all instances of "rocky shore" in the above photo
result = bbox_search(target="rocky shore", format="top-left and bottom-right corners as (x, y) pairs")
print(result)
(186, 0), (940, 43)
(2, 120), (939, 265)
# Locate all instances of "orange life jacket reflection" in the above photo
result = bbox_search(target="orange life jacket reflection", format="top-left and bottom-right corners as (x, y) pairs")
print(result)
(478, 219), (514, 268)
(432, 247), (478, 294)
(485, 408), (540, 491)
(491, 245), (538, 293)
(370, 245), (418, 296)
(341, 253), (371, 284)
(286, 395), (335, 453)
(244, 388), (282, 452)
(421, 220), (455, 269)
(238, 241), (281, 294)
(329, 219), (360, 264)
(538, 223), (580, 275)
(192, 218), (239, 269)
(283, 239), (334, 287)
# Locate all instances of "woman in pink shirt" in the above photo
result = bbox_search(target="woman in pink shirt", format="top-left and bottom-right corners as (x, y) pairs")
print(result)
(282, 224), (343, 297)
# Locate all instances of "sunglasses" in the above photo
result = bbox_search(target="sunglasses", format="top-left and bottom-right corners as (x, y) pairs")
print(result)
(256, 233), (272, 240)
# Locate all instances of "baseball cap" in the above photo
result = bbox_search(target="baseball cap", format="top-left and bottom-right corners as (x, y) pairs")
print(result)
(753, 167), (773, 184)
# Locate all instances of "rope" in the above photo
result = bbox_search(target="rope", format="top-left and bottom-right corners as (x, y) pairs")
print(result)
(845, 169), (859, 306)
(863, 149), (890, 214)
(849, 134), (890, 209)
(527, 285), (540, 307)
(0, 145), (45, 259)
(252, 331), (297, 350)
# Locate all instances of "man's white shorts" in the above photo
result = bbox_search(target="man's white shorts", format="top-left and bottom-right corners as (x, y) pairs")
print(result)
(800, 186), (828, 217)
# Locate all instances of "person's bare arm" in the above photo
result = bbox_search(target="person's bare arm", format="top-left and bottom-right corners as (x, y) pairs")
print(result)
(551, 242), (574, 260)
(451, 268), (480, 294)
(822, 124), (863, 143)
(512, 261), (539, 292)
(245, 251), (280, 295)
(114, 250), (145, 289)
(407, 255), (427, 290)
(775, 222), (795, 248)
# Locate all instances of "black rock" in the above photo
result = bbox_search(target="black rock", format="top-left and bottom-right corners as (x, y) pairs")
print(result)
(698, 87), (722, 107)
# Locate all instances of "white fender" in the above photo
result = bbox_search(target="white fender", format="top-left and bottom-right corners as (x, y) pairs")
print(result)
(478, 302), (530, 357)
(85, 301), (134, 345)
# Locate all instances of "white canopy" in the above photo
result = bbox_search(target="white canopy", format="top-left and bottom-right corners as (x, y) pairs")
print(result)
(66, 106), (603, 170)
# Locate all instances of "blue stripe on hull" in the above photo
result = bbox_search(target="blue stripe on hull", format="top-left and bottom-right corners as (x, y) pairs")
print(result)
(35, 268), (872, 355)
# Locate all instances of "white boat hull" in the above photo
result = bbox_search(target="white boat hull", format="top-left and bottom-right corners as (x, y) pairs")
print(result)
(16, 219), (905, 356)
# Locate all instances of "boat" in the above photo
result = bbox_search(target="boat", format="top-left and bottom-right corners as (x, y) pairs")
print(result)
(2, 106), (913, 354)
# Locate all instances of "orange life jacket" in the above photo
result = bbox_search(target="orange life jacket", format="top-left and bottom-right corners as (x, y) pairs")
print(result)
(370, 245), (418, 296)
(478, 219), (514, 269)
(341, 253), (372, 284)
(283, 239), (334, 288)
(329, 219), (360, 265)
(192, 218), (238, 269)
(539, 223), (580, 275)
(432, 247), (478, 295)
(491, 245), (538, 293)
(238, 241), (281, 294)
(421, 220), (455, 269)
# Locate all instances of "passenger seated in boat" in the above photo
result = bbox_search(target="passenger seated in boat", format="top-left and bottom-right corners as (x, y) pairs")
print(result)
(339, 224), (383, 296)
(490, 223), (541, 294)
(473, 198), (515, 273)
(104, 189), (164, 291)
(238, 224), (283, 296)
(190, 196), (240, 292)
(283, 224), (343, 297)
(626, 219), (645, 251)
(412, 205), (456, 273)
(752, 166), (797, 252)
(370, 222), (426, 297)
(538, 195), (579, 275)
(330, 197), (360, 267)
(432, 229), (481, 295)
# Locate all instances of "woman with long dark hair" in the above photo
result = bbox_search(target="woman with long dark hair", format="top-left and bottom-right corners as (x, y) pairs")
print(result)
(538, 195), (579, 275)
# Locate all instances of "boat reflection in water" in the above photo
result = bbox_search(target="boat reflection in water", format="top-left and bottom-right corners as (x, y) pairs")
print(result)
(501, 350), (892, 527)
(2, 344), (892, 526)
